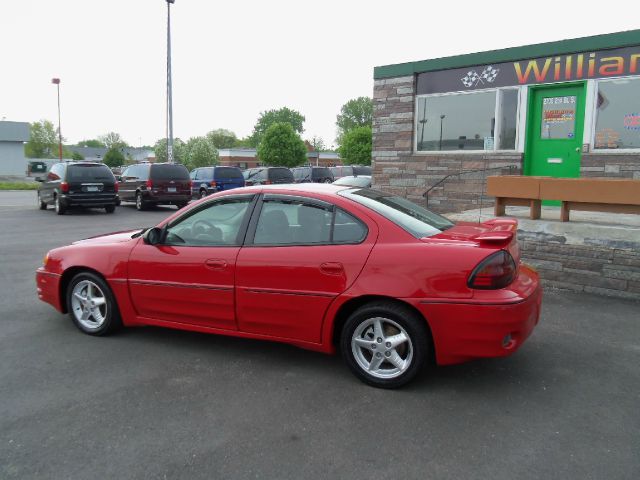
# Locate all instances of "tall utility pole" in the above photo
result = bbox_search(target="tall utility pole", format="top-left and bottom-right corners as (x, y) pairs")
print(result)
(51, 78), (62, 160)
(166, 0), (175, 163)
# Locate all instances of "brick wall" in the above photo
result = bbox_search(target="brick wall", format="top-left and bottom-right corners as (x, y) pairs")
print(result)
(580, 153), (640, 179)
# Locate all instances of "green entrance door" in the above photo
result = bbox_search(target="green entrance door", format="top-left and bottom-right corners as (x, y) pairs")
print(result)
(525, 83), (586, 181)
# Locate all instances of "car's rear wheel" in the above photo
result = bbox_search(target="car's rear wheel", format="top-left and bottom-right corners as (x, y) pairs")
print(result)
(199, 189), (207, 199)
(135, 192), (145, 211)
(66, 272), (121, 336)
(340, 301), (429, 388)
(105, 205), (115, 213)
(54, 195), (66, 215)
(38, 192), (47, 210)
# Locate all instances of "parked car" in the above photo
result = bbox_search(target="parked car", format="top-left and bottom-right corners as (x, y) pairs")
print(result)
(242, 167), (293, 186)
(37, 161), (118, 215)
(118, 162), (191, 211)
(190, 166), (245, 199)
(330, 165), (372, 180)
(37, 184), (542, 388)
(291, 166), (334, 183)
(333, 175), (372, 188)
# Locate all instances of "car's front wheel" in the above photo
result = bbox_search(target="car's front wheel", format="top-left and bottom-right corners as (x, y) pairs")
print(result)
(199, 189), (207, 199)
(105, 205), (115, 213)
(66, 272), (121, 336)
(340, 301), (429, 388)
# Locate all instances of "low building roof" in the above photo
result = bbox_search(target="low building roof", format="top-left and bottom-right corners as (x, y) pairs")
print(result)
(0, 121), (30, 142)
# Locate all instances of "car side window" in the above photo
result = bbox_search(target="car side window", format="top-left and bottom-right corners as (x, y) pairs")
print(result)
(164, 196), (254, 247)
(333, 209), (367, 243)
(190, 170), (198, 180)
(254, 200), (333, 245)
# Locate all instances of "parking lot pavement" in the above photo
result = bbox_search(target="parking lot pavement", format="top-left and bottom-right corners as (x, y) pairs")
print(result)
(1, 190), (639, 479)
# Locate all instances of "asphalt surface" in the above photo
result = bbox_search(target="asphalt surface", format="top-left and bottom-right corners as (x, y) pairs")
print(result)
(1, 190), (639, 479)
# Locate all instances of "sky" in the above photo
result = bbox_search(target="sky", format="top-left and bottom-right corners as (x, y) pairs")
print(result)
(1, 0), (637, 150)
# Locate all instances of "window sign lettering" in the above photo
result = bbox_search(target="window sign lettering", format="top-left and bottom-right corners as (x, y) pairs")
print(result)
(595, 78), (640, 149)
(541, 96), (577, 139)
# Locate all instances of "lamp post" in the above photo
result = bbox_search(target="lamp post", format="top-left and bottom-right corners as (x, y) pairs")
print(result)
(51, 78), (62, 160)
(438, 114), (446, 151)
(166, 0), (175, 163)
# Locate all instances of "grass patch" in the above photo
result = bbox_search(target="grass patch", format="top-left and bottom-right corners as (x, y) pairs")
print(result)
(0, 182), (40, 190)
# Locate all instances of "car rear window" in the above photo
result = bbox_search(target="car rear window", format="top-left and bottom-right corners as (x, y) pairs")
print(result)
(311, 168), (332, 179)
(67, 164), (114, 181)
(269, 168), (294, 181)
(151, 164), (190, 180)
(215, 167), (243, 179)
(338, 188), (454, 238)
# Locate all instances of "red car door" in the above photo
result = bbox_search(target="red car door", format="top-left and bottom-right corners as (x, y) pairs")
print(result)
(128, 195), (256, 330)
(235, 195), (377, 344)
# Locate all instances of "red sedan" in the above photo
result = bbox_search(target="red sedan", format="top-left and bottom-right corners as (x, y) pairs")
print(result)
(36, 184), (541, 388)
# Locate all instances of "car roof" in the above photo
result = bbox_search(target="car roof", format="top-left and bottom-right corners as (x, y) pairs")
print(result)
(219, 182), (351, 197)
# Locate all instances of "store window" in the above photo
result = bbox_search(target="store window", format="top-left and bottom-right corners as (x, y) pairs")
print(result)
(594, 78), (640, 150)
(416, 89), (518, 152)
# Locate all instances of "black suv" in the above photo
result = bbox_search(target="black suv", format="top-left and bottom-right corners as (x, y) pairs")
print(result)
(119, 163), (191, 211)
(291, 166), (334, 183)
(37, 162), (118, 215)
(243, 167), (293, 186)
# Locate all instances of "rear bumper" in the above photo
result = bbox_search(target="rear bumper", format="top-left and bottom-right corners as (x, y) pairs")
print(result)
(413, 265), (542, 365)
(36, 268), (63, 312)
(59, 193), (118, 207)
(143, 192), (190, 205)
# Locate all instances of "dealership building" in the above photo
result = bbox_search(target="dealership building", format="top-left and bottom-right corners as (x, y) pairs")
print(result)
(372, 30), (640, 213)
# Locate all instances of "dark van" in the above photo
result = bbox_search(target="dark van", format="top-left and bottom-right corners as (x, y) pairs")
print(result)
(37, 162), (118, 215)
(190, 166), (245, 199)
(291, 166), (334, 183)
(118, 163), (191, 211)
(242, 167), (293, 186)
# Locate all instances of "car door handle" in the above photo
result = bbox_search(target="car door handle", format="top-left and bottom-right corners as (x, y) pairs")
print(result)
(320, 262), (344, 275)
(205, 259), (227, 270)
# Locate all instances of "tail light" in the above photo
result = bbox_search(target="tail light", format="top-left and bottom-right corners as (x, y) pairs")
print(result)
(190, 180), (194, 188)
(210, 181), (217, 188)
(60, 182), (69, 193)
(264, 180), (272, 185)
(146, 179), (153, 189)
(114, 182), (119, 192)
(468, 250), (517, 290)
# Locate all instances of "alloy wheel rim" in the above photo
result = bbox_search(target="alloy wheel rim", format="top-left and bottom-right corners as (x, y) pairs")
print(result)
(351, 316), (413, 379)
(55, 196), (60, 212)
(136, 194), (141, 209)
(71, 280), (108, 330)
(200, 190), (206, 198)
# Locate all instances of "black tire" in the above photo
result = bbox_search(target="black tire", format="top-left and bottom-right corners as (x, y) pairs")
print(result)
(199, 189), (207, 199)
(54, 194), (66, 215)
(65, 272), (122, 336)
(38, 191), (47, 210)
(340, 301), (429, 388)
(176, 202), (188, 209)
(105, 205), (116, 213)
(135, 192), (146, 211)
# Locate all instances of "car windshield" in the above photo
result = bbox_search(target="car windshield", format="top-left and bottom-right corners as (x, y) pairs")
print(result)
(339, 188), (454, 238)
(333, 176), (371, 187)
(67, 164), (113, 181)
(151, 164), (190, 180)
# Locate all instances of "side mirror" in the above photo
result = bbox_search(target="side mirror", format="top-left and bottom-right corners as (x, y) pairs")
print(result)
(143, 227), (165, 245)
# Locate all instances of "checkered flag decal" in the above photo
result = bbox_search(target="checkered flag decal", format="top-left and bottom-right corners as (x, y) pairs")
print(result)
(461, 70), (480, 88)
(480, 65), (500, 83)
(461, 65), (500, 88)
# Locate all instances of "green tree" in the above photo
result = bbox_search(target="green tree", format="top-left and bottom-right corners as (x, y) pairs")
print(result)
(307, 135), (326, 152)
(257, 123), (307, 168)
(71, 151), (84, 160)
(250, 107), (305, 147)
(154, 138), (187, 164)
(336, 97), (373, 144)
(103, 147), (125, 168)
(206, 129), (237, 149)
(337, 126), (372, 165)
(184, 136), (219, 171)
(99, 132), (128, 150)
(77, 139), (105, 148)
(25, 120), (59, 158)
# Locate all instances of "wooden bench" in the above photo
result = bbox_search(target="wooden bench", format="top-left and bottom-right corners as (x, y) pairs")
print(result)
(487, 176), (640, 222)
(487, 176), (543, 220)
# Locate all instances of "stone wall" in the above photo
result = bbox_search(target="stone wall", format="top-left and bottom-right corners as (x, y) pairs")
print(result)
(580, 153), (640, 179)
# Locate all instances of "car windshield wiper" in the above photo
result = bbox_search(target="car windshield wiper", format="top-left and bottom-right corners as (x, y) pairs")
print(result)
(131, 227), (150, 239)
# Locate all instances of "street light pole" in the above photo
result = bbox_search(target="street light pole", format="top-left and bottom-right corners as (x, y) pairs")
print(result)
(166, 0), (175, 163)
(51, 78), (62, 160)
(439, 114), (446, 151)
